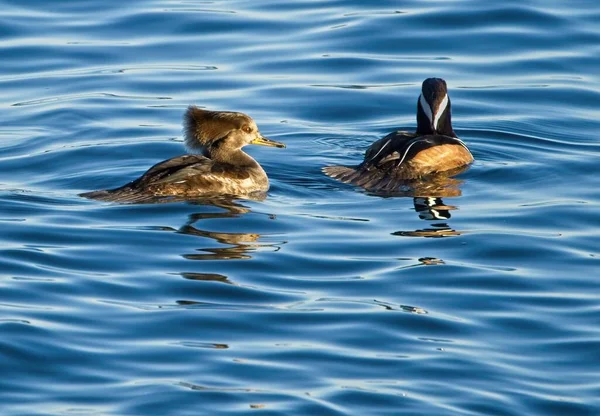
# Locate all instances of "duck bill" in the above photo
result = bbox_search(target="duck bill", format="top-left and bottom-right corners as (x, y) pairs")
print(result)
(251, 134), (286, 148)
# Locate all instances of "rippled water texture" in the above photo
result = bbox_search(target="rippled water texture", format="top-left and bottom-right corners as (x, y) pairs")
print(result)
(1, 1), (600, 415)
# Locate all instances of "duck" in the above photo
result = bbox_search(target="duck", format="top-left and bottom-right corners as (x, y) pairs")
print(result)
(323, 78), (473, 192)
(80, 106), (285, 203)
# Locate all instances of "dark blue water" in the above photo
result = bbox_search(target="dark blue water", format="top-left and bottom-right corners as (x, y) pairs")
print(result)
(2, 1), (600, 415)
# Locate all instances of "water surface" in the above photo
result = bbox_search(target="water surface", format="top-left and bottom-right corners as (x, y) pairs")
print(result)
(1, 1), (600, 415)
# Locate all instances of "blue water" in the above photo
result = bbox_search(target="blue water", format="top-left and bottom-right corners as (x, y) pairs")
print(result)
(1, 1), (600, 415)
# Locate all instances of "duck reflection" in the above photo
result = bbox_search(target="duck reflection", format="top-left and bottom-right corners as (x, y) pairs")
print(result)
(393, 196), (462, 238)
(383, 175), (465, 238)
(180, 272), (234, 284)
(180, 225), (262, 260)
(418, 257), (445, 265)
(175, 197), (280, 261)
(367, 174), (464, 199)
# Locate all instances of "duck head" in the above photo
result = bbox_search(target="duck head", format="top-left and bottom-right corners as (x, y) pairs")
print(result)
(416, 78), (455, 137)
(184, 106), (285, 159)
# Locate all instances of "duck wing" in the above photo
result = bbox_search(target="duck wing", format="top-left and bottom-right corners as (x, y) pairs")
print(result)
(132, 154), (211, 186)
(81, 154), (251, 203)
(364, 133), (471, 170)
(323, 132), (415, 188)
(362, 131), (417, 168)
(150, 156), (250, 185)
(324, 133), (472, 191)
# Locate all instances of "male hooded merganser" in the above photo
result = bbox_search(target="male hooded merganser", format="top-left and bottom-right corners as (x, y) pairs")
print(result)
(80, 106), (285, 203)
(323, 78), (473, 192)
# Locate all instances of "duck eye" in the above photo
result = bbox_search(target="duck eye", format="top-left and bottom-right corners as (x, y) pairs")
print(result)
(242, 125), (252, 133)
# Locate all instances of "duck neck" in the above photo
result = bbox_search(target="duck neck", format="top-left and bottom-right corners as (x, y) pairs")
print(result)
(435, 111), (456, 137)
(416, 99), (456, 137)
(209, 147), (259, 167)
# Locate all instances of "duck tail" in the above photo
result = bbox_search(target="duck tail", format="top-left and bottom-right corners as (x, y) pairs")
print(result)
(323, 164), (387, 189)
(322, 165), (361, 184)
(79, 185), (158, 204)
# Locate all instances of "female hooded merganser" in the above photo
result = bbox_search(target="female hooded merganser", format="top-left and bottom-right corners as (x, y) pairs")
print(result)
(80, 106), (285, 203)
(323, 78), (473, 192)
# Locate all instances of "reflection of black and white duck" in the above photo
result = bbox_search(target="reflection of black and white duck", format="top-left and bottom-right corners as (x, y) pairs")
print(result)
(81, 106), (285, 203)
(413, 197), (453, 221)
(323, 78), (473, 191)
(392, 197), (461, 238)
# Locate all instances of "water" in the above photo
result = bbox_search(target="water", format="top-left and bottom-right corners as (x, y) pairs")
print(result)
(1, 1), (599, 414)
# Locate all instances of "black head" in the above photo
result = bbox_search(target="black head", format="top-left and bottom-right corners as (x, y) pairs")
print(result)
(416, 78), (455, 137)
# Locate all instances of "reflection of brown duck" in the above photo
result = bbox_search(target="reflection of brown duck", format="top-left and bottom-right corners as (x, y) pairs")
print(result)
(324, 78), (473, 192)
(81, 107), (285, 203)
(183, 197), (255, 220)
(174, 198), (281, 261)
(180, 272), (234, 284)
(181, 227), (261, 261)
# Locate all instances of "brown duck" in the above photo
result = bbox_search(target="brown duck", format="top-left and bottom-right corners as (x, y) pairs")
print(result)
(80, 106), (285, 203)
(323, 78), (473, 192)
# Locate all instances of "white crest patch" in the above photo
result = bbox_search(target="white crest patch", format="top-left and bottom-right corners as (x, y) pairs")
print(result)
(433, 94), (449, 130)
(419, 94), (433, 125)
(420, 92), (449, 131)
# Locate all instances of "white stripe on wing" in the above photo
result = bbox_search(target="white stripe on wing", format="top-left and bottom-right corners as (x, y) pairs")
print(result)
(395, 139), (420, 167)
(368, 138), (391, 163)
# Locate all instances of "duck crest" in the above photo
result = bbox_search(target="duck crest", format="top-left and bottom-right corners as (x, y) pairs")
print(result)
(184, 106), (252, 151)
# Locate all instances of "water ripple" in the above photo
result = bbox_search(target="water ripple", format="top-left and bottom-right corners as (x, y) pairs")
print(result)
(13, 93), (172, 107)
(1, 0), (600, 415)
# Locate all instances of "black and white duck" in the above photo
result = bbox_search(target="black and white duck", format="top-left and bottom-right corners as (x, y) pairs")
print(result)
(323, 78), (473, 192)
